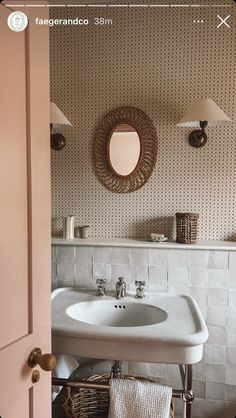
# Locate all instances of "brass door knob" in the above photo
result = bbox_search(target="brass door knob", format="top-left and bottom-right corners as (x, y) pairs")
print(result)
(28, 348), (56, 371)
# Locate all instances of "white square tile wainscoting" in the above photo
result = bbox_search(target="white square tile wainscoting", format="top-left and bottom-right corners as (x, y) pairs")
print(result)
(51, 239), (236, 418)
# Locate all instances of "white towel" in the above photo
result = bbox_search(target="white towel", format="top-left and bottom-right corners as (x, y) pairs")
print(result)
(109, 379), (172, 418)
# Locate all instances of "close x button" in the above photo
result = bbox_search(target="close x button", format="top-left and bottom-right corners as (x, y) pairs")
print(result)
(217, 15), (230, 28)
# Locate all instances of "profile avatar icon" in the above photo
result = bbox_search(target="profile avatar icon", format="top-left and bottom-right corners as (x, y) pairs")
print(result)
(7, 11), (28, 32)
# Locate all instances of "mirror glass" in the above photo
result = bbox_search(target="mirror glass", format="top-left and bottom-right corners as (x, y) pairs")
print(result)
(109, 124), (141, 176)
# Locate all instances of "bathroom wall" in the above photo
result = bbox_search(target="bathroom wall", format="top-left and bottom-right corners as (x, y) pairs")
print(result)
(50, 6), (236, 241)
(52, 244), (236, 418)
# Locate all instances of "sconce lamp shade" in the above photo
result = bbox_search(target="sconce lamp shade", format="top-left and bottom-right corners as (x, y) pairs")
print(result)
(177, 98), (231, 148)
(177, 98), (231, 127)
(50, 102), (72, 127)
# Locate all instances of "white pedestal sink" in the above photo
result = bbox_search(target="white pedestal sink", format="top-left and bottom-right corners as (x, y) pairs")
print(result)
(51, 287), (208, 418)
(52, 288), (208, 365)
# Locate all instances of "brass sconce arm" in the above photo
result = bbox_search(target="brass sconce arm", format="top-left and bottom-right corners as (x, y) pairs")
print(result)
(188, 120), (208, 148)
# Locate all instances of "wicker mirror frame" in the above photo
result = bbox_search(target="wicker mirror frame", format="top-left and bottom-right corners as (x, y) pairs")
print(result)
(93, 106), (158, 193)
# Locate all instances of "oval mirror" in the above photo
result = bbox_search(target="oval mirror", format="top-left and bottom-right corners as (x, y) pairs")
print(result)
(93, 106), (158, 193)
(108, 124), (141, 176)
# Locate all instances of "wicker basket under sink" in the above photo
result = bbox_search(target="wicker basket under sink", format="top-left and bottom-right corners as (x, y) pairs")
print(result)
(63, 374), (174, 418)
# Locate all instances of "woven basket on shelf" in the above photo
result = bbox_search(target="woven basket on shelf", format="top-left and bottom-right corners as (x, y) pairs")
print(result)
(63, 374), (174, 418)
(176, 212), (199, 244)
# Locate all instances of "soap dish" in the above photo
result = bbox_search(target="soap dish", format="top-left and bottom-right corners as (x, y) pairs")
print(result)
(147, 236), (168, 243)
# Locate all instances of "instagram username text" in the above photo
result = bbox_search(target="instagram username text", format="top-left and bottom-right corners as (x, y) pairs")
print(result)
(35, 17), (89, 26)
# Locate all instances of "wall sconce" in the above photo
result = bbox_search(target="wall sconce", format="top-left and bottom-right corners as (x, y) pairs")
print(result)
(50, 102), (72, 151)
(177, 98), (231, 148)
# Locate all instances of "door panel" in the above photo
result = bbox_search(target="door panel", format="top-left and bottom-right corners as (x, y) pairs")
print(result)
(0, 6), (29, 349)
(1, 390), (30, 417)
(0, 2), (51, 417)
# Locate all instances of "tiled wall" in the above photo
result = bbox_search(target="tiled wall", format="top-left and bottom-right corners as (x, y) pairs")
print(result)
(52, 244), (236, 418)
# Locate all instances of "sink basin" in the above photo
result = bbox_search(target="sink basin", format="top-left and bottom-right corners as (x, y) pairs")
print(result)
(66, 300), (167, 327)
(52, 288), (208, 365)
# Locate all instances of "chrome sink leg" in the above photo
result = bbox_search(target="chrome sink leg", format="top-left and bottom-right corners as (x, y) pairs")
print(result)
(183, 365), (194, 418)
(111, 360), (122, 378)
(179, 364), (185, 387)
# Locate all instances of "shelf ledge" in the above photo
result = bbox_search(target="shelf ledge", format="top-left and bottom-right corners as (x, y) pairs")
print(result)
(51, 237), (236, 251)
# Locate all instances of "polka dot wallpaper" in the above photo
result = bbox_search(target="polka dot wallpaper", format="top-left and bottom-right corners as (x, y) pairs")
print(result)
(50, 6), (236, 240)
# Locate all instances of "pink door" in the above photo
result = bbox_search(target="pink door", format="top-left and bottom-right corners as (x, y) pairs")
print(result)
(0, 2), (52, 417)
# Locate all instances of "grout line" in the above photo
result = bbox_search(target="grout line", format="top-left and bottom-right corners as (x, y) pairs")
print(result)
(108, 4), (129, 6)
(87, 4), (108, 6)
(67, 4), (87, 6)
(25, 4), (45, 6)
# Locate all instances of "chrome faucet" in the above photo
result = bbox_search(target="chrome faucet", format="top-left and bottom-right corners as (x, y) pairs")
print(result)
(96, 278), (107, 296)
(135, 280), (146, 298)
(115, 277), (127, 299)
